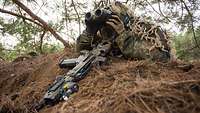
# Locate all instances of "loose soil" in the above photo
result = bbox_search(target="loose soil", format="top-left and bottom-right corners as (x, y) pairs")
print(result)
(0, 49), (200, 113)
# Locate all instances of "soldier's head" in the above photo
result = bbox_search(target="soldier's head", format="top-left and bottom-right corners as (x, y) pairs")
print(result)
(85, 1), (132, 39)
(110, 1), (128, 16)
(110, 1), (133, 19)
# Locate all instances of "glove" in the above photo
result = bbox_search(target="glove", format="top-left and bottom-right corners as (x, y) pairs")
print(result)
(105, 15), (125, 35)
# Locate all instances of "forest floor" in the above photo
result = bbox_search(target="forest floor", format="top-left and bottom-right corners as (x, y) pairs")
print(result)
(0, 49), (200, 113)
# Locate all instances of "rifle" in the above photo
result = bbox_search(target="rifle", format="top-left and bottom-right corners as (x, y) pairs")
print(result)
(35, 41), (112, 111)
(35, 7), (131, 111)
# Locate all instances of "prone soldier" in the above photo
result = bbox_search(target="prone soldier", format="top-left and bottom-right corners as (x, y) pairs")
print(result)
(76, 1), (172, 62)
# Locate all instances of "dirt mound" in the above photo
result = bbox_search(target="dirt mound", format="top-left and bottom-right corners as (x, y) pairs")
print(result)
(0, 50), (200, 113)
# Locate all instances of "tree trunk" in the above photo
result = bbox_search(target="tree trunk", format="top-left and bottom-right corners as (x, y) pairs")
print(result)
(180, 0), (200, 49)
(39, 31), (46, 54)
(71, 0), (81, 34)
(12, 0), (70, 48)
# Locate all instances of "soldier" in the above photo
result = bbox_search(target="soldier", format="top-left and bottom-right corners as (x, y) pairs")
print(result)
(76, 1), (172, 62)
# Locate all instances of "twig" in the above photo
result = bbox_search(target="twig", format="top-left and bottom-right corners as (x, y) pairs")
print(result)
(161, 79), (200, 86)
(138, 95), (154, 113)
(0, 8), (43, 27)
(71, 0), (81, 35)
(64, 0), (69, 30)
(124, 0), (130, 4)
(157, 0), (171, 22)
(35, 0), (46, 15)
(0, 48), (22, 52)
(144, 0), (171, 22)
(122, 95), (139, 112)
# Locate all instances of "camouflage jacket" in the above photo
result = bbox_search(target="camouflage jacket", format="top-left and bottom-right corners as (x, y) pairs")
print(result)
(76, 2), (171, 62)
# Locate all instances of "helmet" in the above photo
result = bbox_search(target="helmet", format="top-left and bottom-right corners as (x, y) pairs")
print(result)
(109, 1), (132, 19)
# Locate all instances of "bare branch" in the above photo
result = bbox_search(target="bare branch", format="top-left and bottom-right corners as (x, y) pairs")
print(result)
(0, 48), (18, 51)
(71, 0), (81, 34)
(157, 0), (171, 22)
(0, 8), (43, 27)
(144, 0), (171, 22)
(64, 0), (69, 30)
(12, 0), (70, 47)
(39, 30), (46, 54)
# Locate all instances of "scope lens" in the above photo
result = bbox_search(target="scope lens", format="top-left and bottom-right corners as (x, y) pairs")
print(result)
(95, 9), (102, 16)
(85, 12), (91, 19)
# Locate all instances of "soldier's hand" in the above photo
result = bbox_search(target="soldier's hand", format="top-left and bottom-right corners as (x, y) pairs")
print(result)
(106, 15), (125, 35)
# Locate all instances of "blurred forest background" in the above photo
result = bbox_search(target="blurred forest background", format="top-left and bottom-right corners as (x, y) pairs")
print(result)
(0, 0), (200, 61)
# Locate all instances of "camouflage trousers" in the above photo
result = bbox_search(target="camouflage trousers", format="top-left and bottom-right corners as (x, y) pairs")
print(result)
(115, 30), (170, 62)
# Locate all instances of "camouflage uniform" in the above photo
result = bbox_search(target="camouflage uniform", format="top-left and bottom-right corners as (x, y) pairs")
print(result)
(76, 2), (171, 62)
